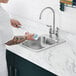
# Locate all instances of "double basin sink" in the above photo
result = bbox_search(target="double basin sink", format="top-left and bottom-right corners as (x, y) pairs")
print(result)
(20, 35), (65, 52)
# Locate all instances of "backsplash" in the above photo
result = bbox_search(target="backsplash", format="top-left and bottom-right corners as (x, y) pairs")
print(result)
(2, 0), (76, 35)
(11, 15), (49, 36)
(2, 0), (60, 35)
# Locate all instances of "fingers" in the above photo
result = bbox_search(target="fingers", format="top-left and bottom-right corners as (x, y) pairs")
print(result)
(27, 34), (34, 40)
(10, 19), (22, 28)
(25, 32), (34, 40)
(0, 0), (9, 3)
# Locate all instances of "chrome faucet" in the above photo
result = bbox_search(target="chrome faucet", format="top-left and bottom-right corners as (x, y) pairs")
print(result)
(39, 7), (55, 35)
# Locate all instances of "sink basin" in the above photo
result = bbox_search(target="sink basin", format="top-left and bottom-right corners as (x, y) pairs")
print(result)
(20, 37), (66, 52)
(21, 38), (43, 50)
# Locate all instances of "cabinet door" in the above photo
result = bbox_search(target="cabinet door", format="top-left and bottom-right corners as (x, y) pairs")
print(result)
(6, 50), (15, 76)
(15, 55), (57, 76)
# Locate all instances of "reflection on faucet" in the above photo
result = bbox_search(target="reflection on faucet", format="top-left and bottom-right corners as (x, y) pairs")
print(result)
(55, 27), (59, 42)
(47, 25), (52, 38)
(39, 7), (55, 34)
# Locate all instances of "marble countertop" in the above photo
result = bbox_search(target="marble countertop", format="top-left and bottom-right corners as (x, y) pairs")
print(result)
(6, 24), (76, 76)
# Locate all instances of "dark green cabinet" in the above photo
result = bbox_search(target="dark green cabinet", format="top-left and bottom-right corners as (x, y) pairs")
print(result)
(6, 50), (15, 76)
(6, 50), (57, 76)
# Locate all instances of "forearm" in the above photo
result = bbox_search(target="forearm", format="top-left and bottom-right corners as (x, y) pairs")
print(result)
(5, 36), (27, 45)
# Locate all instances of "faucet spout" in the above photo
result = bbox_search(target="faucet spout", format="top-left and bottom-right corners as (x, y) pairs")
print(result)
(39, 7), (55, 34)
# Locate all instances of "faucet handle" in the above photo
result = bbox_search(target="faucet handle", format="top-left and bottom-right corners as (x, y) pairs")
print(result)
(46, 25), (53, 38)
(56, 27), (59, 34)
(55, 27), (59, 41)
(46, 25), (52, 27)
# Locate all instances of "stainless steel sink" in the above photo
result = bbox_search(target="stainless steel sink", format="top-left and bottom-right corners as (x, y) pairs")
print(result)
(20, 37), (66, 52)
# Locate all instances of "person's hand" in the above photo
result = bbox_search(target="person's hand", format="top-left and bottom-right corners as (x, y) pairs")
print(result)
(5, 32), (34, 45)
(25, 32), (34, 40)
(0, 0), (9, 3)
(10, 19), (22, 28)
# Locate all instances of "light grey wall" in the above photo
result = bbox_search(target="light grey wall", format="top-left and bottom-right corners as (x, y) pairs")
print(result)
(2, 0), (76, 35)
(60, 7), (76, 34)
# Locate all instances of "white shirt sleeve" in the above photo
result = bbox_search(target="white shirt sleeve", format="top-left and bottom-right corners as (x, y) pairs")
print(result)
(0, 5), (14, 44)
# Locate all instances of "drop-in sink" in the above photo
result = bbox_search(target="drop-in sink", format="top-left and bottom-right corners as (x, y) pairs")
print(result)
(20, 37), (66, 52)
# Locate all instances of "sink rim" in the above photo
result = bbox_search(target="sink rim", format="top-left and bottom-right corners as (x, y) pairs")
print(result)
(20, 38), (66, 52)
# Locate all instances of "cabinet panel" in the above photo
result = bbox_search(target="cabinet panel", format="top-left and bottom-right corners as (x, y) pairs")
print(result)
(6, 50), (15, 76)
(6, 50), (15, 66)
(15, 55), (57, 76)
(6, 50), (57, 76)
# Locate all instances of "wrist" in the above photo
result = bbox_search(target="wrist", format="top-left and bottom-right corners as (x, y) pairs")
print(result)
(24, 36), (27, 40)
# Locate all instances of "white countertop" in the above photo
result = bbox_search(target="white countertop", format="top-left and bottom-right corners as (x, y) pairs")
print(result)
(6, 26), (76, 76)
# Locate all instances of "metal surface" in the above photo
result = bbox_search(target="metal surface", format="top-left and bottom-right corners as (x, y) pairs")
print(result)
(20, 37), (66, 52)
(39, 7), (55, 34)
